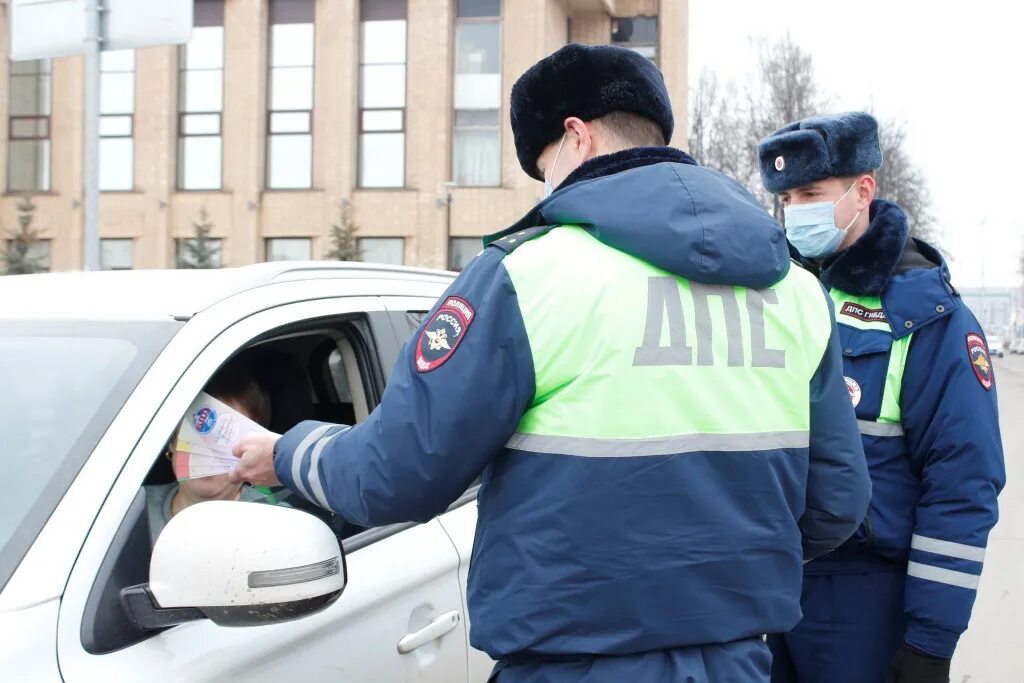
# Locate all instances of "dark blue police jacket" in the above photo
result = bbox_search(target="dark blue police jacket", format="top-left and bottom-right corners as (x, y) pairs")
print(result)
(804, 199), (1006, 659)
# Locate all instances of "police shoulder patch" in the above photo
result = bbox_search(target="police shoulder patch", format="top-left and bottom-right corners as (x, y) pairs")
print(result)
(966, 332), (993, 391)
(415, 296), (476, 372)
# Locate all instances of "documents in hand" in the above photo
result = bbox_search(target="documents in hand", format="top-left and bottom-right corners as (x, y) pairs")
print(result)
(173, 392), (270, 481)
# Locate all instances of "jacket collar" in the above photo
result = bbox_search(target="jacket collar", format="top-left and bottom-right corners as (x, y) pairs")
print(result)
(487, 147), (698, 242)
(820, 200), (909, 296)
(814, 199), (957, 338)
(558, 146), (697, 189)
(882, 239), (959, 338)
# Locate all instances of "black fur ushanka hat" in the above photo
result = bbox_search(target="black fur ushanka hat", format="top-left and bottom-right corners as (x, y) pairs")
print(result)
(510, 43), (674, 181)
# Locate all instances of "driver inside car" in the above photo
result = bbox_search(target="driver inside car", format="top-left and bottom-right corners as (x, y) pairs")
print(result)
(145, 360), (286, 542)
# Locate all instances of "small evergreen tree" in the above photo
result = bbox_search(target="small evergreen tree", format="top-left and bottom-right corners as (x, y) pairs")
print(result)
(179, 207), (220, 269)
(325, 202), (361, 262)
(2, 196), (47, 275)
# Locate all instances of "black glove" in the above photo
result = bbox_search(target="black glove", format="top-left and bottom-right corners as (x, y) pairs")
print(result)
(885, 644), (951, 683)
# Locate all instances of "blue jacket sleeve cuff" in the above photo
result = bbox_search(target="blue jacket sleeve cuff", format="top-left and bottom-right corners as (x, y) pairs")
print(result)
(273, 420), (339, 503)
(905, 619), (960, 659)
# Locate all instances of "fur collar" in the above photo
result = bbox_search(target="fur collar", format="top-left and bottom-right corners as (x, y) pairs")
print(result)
(820, 200), (910, 296)
(490, 146), (698, 241)
(559, 146), (697, 190)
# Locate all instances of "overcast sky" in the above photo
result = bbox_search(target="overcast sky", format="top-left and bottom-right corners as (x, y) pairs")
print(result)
(687, 0), (1024, 288)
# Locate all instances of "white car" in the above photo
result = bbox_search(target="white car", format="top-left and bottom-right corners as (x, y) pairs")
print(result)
(988, 336), (1005, 358)
(0, 263), (496, 682)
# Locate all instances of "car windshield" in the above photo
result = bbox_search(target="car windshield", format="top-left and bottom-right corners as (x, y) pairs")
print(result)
(0, 320), (180, 591)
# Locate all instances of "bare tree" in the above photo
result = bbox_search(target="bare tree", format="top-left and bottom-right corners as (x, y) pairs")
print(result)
(874, 119), (937, 242)
(687, 68), (718, 167)
(2, 197), (48, 275)
(688, 36), (827, 220)
(325, 201), (361, 261)
(749, 36), (824, 131)
(747, 35), (828, 220)
(688, 69), (759, 189)
(690, 34), (936, 244)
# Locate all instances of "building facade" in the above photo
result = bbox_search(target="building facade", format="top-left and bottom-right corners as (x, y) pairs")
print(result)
(0, 0), (688, 272)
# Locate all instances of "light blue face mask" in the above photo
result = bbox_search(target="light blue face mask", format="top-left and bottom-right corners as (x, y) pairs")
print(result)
(542, 133), (568, 198)
(783, 181), (862, 259)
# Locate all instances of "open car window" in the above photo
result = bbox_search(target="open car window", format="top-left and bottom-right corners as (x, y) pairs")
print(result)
(83, 314), (385, 655)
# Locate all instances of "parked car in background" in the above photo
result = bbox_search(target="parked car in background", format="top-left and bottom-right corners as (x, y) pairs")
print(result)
(988, 336), (1005, 358)
(1010, 338), (1024, 355)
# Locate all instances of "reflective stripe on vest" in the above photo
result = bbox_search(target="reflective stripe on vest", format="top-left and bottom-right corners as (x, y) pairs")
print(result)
(829, 289), (913, 427)
(501, 226), (834, 452)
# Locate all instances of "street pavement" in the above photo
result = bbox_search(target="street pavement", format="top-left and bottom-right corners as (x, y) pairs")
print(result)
(950, 354), (1024, 682)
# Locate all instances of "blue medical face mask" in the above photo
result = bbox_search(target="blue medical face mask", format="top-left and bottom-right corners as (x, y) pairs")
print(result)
(542, 133), (568, 198)
(783, 181), (862, 259)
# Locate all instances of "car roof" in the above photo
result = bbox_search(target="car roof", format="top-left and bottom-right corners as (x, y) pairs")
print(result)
(0, 261), (455, 321)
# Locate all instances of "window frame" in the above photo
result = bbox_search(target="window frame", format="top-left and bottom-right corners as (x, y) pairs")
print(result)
(176, 20), (226, 192)
(455, 0), (501, 18)
(452, 107), (501, 186)
(67, 301), (396, 654)
(99, 238), (134, 271)
(265, 237), (313, 262)
(357, 3), (409, 190)
(7, 58), (53, 193)
(451, 6), (503, 188)
(358, 236), (405, 265)
(447, 236), (481, 272)
(266, 5), (316, 191)
(610, 16), (659, 64)
(99, 50), (136, 192)
(8, 115), (50, 141)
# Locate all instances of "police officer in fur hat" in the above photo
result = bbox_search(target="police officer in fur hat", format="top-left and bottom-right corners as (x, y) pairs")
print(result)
(759, 113), (1005, 683)
(232, 45), (870, 683)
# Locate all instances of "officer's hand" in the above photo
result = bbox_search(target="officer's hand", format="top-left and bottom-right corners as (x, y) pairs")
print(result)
(230, 433), (282, 487)
(885, 644), (951, 683)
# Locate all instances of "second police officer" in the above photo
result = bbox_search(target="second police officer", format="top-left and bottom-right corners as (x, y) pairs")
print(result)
(758, 112), (1006, 683)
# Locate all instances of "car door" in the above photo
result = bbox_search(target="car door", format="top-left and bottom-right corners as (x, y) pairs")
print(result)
(439, 497), (494, 682)
(382, 295), (497, 682)
(57, 295), (470, 683)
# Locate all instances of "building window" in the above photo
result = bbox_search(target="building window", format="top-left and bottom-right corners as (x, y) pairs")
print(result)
(266, 237), (312, 262)
(4, 238), (50, 273)
(359, 237), (404, 265)
(7, 59), (52, 192)
(456, 0), (500, 17)
(611, 17), (658, 62)
(100, 238), (133, 270)
(100, 50), (135, 191)
(358, 0), (407, 188)
(267, 0), (315, 190)
(178, 1), (225, 190)
(449, 237), (481, 271)
(453, 0), (501, 187)
(176, 237), (223, 268)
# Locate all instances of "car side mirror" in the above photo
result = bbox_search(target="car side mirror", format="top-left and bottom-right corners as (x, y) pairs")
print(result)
(121, 500), (346, 630)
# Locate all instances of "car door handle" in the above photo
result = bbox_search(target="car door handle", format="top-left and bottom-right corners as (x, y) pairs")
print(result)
(397, 611), (461, 654)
